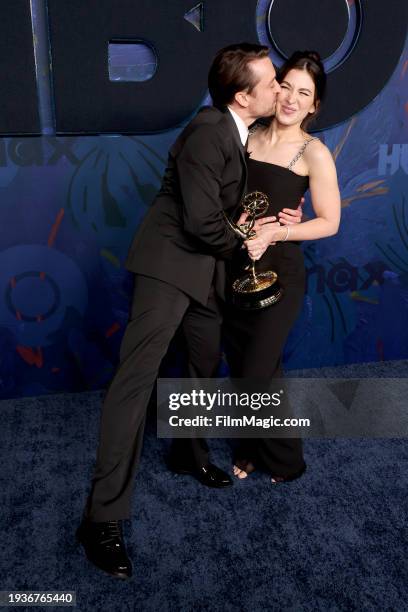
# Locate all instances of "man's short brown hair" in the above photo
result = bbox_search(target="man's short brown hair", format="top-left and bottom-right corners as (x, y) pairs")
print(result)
(208, 42), (270, 108)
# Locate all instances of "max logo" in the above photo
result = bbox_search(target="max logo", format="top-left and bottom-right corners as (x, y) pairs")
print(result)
(306, 261), (387, 294)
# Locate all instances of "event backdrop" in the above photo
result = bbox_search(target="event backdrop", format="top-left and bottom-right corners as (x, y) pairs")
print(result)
(0, 0), (407, 398)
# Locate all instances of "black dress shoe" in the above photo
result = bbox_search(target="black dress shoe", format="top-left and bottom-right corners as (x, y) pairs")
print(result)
(76, 519), (132, 579)
(168, 460), (233, 488)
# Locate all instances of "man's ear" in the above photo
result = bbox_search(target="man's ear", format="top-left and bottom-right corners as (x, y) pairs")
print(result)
(234, 90), (249, 108)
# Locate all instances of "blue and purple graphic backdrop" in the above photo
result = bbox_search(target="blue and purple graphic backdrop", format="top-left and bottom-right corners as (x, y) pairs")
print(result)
(0, 2), (407, 398)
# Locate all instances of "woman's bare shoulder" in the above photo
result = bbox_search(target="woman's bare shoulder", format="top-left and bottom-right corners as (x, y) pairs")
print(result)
(304, 137), (334, 165)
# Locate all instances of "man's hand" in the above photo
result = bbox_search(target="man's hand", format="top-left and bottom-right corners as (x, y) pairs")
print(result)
(236, 211), (249, 227)
(252, 197), (304, 231)
(240, 197), (304, 253)
(277, 198), (304, 225)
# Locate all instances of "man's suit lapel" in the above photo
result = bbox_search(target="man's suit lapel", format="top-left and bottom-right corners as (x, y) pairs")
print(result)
(223, 109), (248, 207)
(197, 106), (248, 213)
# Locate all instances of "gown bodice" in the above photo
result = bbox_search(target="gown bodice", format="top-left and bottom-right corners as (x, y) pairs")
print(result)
(229, 145), (314, 283)
(245, 157), (309, 219)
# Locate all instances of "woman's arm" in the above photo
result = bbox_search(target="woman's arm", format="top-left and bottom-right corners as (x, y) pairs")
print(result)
(246, 142), (341, 260)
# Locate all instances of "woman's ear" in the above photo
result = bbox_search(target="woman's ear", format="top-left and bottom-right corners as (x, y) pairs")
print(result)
(309, 99), (319, 115)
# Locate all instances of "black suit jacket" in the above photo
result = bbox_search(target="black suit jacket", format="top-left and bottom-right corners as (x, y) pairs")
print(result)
(125, 106), (247, 305)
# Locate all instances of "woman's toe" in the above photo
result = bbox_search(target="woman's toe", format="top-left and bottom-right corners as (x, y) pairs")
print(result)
(271, 476), (285, 484)
(233, 465), (248, 479)
(237, 469), (248, 479)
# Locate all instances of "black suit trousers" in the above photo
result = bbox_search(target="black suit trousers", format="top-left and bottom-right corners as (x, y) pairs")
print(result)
(84, 274), (222, 522)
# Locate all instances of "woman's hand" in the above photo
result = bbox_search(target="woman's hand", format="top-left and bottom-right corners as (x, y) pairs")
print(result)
(244, 221), (283, 260)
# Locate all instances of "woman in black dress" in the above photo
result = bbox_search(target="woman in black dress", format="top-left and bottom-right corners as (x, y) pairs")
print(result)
(223, 51), (341, 483)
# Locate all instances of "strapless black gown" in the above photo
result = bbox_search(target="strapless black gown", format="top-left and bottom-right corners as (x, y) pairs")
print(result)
(223, 157), (308, 479)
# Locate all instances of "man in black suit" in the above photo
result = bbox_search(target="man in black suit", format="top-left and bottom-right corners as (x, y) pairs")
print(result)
(77, 43), (292, 579)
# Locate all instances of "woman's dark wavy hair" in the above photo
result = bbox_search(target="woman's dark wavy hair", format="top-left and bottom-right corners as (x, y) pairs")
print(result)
(278, 50), (327, 129)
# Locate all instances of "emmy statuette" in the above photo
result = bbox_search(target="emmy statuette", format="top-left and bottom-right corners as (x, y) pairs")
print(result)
(224, 191), (283, 309)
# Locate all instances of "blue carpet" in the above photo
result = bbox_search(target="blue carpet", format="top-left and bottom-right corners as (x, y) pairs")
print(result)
(1, 362), (408, 611)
